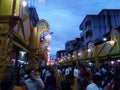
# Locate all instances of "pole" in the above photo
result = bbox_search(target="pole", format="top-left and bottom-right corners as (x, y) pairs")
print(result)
(12, 0), (16, 16)
(83, 51), (87, 66)
(94, 46), (100, 70)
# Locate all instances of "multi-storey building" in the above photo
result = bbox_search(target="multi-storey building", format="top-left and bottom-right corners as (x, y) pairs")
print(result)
(65, 38), (80, 54)
(79, 9), (120, 49)
(56, 50), (67, 60)
(57, 9), (120, 64)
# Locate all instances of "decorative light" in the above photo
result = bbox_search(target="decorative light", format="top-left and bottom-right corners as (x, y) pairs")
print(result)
(67, 57), (70, 59)
(87, 49), (91, 53)
(103, 37), (107, 41)
(78, 52), (82, 56)
(47, 47), (50, 51)
(118, 59), (120, 62)
(45, 34), (51, 43)
(111, 61), (115, 65)
(23, 0), (27, 7)
(72, 55), (74, 58)
(47, 52), (50, 55)
(109, 40), (115, 46)
(78, 52), (82, 58)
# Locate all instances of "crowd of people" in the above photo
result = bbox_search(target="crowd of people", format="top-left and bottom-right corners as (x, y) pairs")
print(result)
(0, 62), (120, 90)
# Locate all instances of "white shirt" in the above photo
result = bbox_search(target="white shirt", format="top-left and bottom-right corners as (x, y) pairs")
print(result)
(74, 68), (78, 78)
(65, 68), (69, 75)
(86, 83), (103, 90)
(58, 69), (62, 75)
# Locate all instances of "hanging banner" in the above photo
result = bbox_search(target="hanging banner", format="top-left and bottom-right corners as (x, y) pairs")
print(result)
(36, 19), (50, 49)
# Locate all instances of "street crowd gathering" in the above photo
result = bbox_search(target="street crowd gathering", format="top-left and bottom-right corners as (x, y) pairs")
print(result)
(0, 62), (120, 90)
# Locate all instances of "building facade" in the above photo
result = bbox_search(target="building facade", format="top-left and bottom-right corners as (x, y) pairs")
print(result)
(65, 38), (80, 54)
(0, 0), (50, 80)
(56, 50), (67, 60)
(79, 9), (120, 49)
(59, 9), (120, 67)
(0, 0), (33, 79)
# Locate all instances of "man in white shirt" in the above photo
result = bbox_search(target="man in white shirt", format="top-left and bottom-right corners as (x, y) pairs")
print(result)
(86, 74), (103, 90)
(65, 67), (69, 76)
(74, 67), (81, 90)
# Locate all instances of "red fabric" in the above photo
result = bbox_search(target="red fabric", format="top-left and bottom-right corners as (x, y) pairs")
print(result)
(80, 68), (84, 77)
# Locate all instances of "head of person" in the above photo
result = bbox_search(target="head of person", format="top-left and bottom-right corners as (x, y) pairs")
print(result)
(29, 69), (37, 80)
(93, 74), (102, 86)
(84, 71), (92, 81)
(16, 74), (25, 85)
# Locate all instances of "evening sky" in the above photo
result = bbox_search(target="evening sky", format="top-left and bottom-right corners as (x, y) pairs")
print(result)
(34, 0), (120, 56)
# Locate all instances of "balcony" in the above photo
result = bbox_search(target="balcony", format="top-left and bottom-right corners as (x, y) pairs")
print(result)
(86, 25), (92, 31)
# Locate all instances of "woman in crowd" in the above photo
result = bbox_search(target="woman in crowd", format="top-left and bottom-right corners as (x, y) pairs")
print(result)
(52, 67), (62, 90)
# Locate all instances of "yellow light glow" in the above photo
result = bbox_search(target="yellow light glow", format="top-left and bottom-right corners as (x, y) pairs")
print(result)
(87, 49), (91, 52)
(109, 40), (115, 46)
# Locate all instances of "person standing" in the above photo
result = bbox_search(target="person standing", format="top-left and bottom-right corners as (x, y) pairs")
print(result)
(45, 69), (56, 90)
(25, 69), (45, 90)
(86, 74), (103, 90)
(61, 72), (75, 90)
(52, 67), (62, 90)
(73, 67), (81, 90)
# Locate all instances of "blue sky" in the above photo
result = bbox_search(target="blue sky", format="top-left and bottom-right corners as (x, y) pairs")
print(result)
(34, 0), (120, 56)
